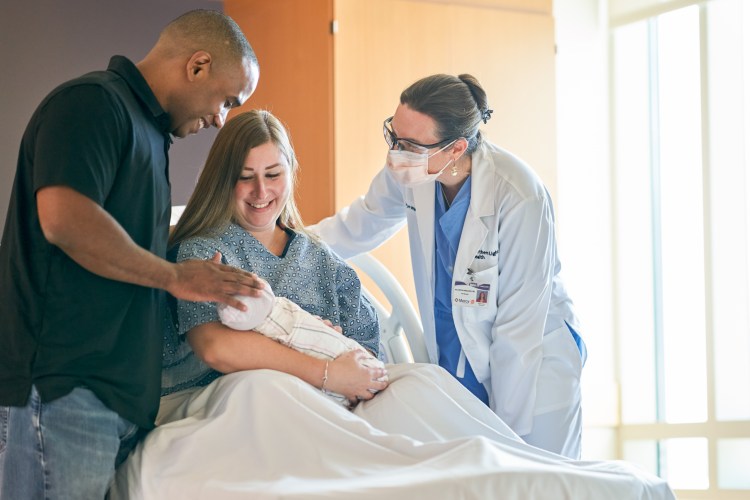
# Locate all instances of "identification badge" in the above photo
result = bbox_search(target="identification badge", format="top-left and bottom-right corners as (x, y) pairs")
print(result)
(452, 280), (491, 307)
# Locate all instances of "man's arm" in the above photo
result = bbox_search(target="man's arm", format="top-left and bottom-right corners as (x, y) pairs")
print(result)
(37, 185), (262, 310)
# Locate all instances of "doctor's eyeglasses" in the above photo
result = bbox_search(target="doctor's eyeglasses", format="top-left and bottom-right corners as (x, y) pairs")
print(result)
(383, 116), (456, 155)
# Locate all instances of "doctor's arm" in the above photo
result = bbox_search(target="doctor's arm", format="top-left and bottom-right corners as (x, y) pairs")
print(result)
(311, 167), (407, 259)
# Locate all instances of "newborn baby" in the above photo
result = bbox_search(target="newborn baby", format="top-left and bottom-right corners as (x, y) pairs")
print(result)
(217, 278), (387, 407)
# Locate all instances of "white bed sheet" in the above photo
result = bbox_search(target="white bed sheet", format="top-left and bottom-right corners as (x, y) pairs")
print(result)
(112, 364), (674, 500)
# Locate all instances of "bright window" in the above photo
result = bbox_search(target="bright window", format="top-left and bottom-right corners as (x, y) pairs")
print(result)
(611, 0), (750, 497)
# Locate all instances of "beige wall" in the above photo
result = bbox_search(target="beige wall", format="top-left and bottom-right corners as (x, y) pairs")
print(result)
(334, 0), (557, 306)
(411, 0), (551, 14)
(0, 0), (221, 239)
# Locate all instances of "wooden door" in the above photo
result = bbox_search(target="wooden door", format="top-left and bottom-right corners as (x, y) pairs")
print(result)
(225, 0), (335, 225)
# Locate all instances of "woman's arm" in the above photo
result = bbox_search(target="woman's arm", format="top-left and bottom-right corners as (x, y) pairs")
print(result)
(187, 322), (386, 402)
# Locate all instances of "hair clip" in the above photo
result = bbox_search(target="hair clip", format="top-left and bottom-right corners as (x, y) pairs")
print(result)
(481, 108), (494, 124)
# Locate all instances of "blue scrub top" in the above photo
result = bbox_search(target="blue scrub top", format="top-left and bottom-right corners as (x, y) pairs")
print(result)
(433, 176), (490, 405)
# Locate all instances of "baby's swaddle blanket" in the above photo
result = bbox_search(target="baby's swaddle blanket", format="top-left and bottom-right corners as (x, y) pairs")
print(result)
(218, 288), (387, 407)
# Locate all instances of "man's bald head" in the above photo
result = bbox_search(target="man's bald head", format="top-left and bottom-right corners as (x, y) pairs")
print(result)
(154, 9), (258, 70)
(138, 9), (260, 138)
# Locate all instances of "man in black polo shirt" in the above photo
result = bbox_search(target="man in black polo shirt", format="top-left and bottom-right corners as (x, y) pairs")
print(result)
(0, 9), (263, 499)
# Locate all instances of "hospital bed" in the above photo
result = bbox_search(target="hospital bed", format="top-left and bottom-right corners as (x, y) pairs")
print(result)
(109, 207), (675, 499)
(348, 252), (428, 364)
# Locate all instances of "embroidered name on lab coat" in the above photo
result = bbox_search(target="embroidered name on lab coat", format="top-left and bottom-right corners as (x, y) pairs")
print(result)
(474, 249), (498, 260)
(405, 203), (416, 212)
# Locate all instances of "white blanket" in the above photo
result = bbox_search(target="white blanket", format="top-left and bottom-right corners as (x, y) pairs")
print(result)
(112, 364), (674, 499)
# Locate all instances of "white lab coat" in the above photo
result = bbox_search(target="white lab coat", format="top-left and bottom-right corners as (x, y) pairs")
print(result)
(312, 141), (583, 438)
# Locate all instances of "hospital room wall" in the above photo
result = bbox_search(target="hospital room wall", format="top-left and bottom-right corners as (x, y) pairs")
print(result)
(0, 0), (223, 240)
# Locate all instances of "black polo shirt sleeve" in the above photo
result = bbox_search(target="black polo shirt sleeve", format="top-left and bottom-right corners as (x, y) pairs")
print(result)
(32, 84), (125, 205)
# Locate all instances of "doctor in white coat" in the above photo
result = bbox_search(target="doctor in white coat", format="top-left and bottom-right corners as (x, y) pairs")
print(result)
(313, 73), (587, 459)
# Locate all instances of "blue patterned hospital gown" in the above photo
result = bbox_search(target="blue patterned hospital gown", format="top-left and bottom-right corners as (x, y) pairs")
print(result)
(161, 223), (380, 395)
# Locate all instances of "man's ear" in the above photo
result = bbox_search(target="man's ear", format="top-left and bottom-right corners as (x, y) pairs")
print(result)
(186, 51), (212, 82)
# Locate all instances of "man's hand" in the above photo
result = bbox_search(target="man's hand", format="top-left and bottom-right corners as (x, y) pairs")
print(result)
(169, 252), (265, 311)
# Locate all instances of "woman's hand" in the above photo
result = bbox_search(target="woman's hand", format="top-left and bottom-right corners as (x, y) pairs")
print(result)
(314, 315), (343, 334)
(325, 350), (388, 404)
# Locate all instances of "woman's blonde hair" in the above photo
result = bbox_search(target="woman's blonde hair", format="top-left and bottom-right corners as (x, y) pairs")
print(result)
(169, 110), (307, 247)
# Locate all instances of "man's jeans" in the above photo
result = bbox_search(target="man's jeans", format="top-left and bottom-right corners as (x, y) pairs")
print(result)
(0, 385), (139, 499)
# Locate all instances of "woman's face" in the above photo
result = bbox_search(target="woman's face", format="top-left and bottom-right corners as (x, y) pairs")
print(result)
(233, 141), (291, 237)
(390, 104), (454, 176)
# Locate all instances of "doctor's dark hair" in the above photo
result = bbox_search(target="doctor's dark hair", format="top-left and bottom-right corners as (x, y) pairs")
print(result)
(169, 110), (305, 247)
(399, 73), (492, 155)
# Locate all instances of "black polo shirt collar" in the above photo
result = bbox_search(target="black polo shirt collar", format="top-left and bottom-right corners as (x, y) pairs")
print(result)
(107, 55), (172, 135)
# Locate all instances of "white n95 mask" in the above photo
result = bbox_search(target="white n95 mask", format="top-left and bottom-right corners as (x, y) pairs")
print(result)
(386, 141), (456, 187)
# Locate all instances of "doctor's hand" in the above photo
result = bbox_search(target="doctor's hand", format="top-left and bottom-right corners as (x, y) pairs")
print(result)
(326, 350), (389, 404)
(168, 252), (266, 311)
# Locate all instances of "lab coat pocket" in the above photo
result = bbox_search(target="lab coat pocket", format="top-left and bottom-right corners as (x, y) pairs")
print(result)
(533, 325), (583, 415)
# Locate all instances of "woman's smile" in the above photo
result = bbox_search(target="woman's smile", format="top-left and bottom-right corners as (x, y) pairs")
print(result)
(234, 141), (291, 238)
(248, 200), (272, 209)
